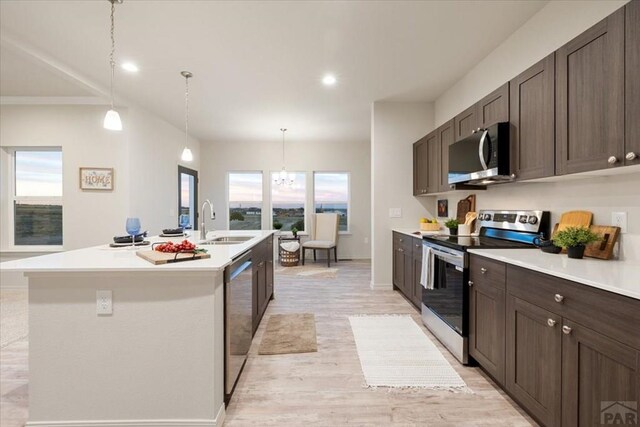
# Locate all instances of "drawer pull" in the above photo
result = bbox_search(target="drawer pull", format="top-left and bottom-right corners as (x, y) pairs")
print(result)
(547, 319), (556, 327)
(398, 248), (404, 253)
(562, 325), (572, 335)
(468, 280), (474, 287)
(480, 268), (487, 274)
(399, 238), (404, 242)
(554, 294), (564, 303)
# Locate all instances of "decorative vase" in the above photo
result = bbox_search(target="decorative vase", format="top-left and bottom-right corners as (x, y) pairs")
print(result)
(449, 227), (458, 236)
(567, 245), (586, 259)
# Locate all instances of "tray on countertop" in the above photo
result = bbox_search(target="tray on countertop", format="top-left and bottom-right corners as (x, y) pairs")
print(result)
(136, 250), (211, 265)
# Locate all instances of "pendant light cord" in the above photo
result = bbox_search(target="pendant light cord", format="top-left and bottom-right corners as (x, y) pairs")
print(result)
(185, 75), (190, 147)
(281, 128), (286, 168)
(109, 0), (116, 110)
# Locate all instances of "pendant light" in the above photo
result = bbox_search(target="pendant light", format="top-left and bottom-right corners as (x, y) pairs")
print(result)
(103, 0), (123, 131)
(274, 128), (294, 186)
(180, 71), (194, 162)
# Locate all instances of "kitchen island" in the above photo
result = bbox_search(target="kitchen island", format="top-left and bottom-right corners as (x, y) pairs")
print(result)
(0, 230), (275, 427)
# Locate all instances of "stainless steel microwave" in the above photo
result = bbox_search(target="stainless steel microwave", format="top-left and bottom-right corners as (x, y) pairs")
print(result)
(448, 122), (511, 185)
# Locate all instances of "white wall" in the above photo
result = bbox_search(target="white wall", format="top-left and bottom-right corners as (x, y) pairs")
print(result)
(371, 101), (435, 287)
(430, 0), (639, 262)
(199, 137), (371, 260)
(435, 0), (630, 126)
(0, 104), (200, 287)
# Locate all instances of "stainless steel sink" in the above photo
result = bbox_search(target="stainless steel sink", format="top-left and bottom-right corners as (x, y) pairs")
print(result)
(200, 236), (253, 245)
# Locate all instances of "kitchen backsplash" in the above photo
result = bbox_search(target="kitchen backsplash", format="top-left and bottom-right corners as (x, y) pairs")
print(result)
(431, 172), (640, 262)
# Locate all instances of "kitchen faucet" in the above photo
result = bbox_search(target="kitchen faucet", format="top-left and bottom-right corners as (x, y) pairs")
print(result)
(200, 199), (216, 240)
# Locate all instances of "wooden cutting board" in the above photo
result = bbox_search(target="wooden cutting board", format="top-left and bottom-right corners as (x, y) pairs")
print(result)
(456, 194), (476, 224)
(584, 225), (621, 260)
(554, 210), (593, 235)
(137, 250), (211, 265)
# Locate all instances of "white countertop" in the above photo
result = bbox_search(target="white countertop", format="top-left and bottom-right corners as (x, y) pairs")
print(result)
(467, 249), (640, 300)
(0, 230), (275, 274)
(393, 228), (445, 238)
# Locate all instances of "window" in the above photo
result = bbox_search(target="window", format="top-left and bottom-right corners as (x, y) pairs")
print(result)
(228, 172), (263, 230)
(12, 149), (63, 246)
(271, 172), (306, 231)
(178, 166), (198, 229)
(313, 172), (349, 232)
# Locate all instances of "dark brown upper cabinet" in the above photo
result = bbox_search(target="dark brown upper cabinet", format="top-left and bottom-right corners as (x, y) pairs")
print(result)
(454, 104), (478, 141)
(477, 83), (509, 128)
(437, 119), (454, 192)
(626, 0), (640, 166)
(509, 54), (555, 181)
(556, 8), (625, 175)
(413, 136), (429, 196)
(426, 130), (440, 194)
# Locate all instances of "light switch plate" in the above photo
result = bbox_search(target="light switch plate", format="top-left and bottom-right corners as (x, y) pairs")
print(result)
(612, 212), (627, 233)
(389, 208), (402, 218)
(96, 290), (113, 315)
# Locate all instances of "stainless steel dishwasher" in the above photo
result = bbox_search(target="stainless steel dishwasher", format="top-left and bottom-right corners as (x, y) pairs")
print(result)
(224, 250), (253, 399)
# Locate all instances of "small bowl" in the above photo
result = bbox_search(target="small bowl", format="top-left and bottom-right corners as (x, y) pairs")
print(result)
(541, 244), (562, 254)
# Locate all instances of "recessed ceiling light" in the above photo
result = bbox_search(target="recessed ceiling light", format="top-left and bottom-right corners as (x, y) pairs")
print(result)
(322, 74), (337, 86)
(121, 62), (139, 73)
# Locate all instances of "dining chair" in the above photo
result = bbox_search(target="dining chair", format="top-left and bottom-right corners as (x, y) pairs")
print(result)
(301, 213), (339, 267)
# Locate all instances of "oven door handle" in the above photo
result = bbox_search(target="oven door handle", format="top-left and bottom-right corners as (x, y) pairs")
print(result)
(429, 247), (464, 267)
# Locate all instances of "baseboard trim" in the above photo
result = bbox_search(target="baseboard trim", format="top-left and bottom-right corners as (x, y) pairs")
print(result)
(26, 404), (226, 427)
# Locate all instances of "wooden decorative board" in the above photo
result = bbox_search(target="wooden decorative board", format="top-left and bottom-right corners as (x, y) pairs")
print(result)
(456, 194), (476, 224)
(554, 210), (593, 235)
(584, 225), (621, 260)
(136, 250), (211, 265)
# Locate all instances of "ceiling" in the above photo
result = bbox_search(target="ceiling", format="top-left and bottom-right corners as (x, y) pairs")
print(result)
(0, 1), (547, 144)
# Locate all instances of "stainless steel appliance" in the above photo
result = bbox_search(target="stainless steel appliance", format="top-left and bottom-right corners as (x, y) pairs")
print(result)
(421, 210), (550, 364)
(448, 122), (512, 185)
(224, 250), (253, 399)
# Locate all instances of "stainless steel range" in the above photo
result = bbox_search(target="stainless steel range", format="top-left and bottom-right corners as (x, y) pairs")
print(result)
(420, 210), (550, 364)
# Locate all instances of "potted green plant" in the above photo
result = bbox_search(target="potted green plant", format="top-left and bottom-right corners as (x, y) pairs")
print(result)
(552, 226), (600, 259)
(273, 221), (283, 231)
(291, 227), (299, 238)
(444, 218), (459, 236)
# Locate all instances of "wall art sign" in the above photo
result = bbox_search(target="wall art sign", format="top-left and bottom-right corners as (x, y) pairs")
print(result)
(79, 167), (114, 191)
(437, 199), (448, 217)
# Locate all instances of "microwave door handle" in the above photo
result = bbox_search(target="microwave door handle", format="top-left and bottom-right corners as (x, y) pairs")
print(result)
(478, 130), (489, 170)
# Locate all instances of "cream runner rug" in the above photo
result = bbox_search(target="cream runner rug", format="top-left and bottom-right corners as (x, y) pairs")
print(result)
(348, 315), (471, 392)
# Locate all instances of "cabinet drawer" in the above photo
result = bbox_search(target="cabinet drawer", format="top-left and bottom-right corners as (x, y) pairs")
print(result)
(411, 236), (423, 255)
(469, 255), (506, 290)
(507, 265), (640, 349)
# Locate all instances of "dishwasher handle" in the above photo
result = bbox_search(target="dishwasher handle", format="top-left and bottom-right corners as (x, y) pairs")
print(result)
(226, 250), (253, 282)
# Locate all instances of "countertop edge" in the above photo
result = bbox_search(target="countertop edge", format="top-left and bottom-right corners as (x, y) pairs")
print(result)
(467, 249), (640, 301)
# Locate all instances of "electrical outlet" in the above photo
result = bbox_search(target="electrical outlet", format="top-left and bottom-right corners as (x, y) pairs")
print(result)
(96, 290), (113, 315)
(612, 212), (628, 233)
(389, 208), (402, 218)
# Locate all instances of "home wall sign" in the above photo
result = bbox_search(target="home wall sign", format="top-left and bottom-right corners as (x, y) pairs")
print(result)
(79, 167), (114, 190)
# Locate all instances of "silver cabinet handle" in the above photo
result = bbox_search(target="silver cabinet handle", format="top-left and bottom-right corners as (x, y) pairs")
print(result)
(468, 280), (474, 286)
(626, 152), (638, 161)
(399, 238), (403, 242)
(398, 248), (404, 253)
(608, 156), (618, 165)
(554, 294), (564, 303)
(547, 319), (557, 327)
(562, 325), (572, 335)
(481, 267), (487, 274)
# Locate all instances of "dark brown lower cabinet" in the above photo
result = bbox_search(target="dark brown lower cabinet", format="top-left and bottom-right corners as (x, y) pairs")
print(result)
(392, 232), (422, 310)
(506, 294), (563, 427)
(561, 320), (640, 427)
(466, 259), (640, 427)
(252, 236), (274, 334)
(469, 279), (505, 386)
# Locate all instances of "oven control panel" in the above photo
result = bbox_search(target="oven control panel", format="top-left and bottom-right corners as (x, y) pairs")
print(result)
(478, 210), (549, 234)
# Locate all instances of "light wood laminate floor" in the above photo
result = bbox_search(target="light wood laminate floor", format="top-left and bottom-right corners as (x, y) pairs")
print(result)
(225, 260), (536, 426)
(0, 261), (536, 426)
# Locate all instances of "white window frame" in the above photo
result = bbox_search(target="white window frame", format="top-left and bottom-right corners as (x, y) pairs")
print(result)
(269, 171), (308, 233)
(4, 147), (64, 252)
(226, 171), (264, 231)
(312, 171), (351, 235)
